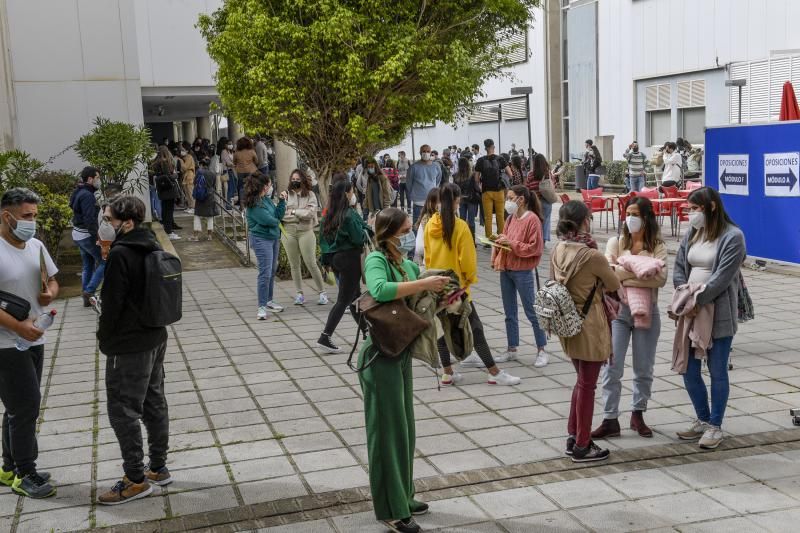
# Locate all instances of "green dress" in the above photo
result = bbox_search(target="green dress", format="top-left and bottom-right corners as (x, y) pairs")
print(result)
(358, 252), (424, 521)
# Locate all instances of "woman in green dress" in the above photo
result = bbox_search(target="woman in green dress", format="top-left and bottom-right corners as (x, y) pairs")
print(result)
(360, 207), (449, 533)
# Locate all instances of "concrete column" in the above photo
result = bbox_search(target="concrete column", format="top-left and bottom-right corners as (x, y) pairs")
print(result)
(0, 0), (16, 152)
(227, 116), (241, 142)
(196, 115), (211, 139)
(172, 122), (180, 143)
(273, 140), (297, 193)
(181, 120), (195, 142)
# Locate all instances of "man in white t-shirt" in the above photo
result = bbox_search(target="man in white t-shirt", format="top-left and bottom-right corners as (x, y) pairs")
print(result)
(0, 188), (59, 499)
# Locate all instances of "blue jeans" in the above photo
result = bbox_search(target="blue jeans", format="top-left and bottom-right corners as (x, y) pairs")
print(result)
(630, 174), (645, 192)
(541, 200), (553, 242)
(149, 186), (162, 220)
(227, 170), (238, 204)
(458, 201), (479, 238)
(587, 174), (600, 190)
(412, 204), (423, 226)
(500, 270), (547, 350)
(683, 336), (734, 427)
(250, 236), (280, 307)
(76, 237), (105, 294)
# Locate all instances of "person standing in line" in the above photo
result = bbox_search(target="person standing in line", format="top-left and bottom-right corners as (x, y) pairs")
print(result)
(244, 173), (286, 320)
(492, 185), (552, 368)
(189, 158), (219, 242)
(552, 201), (620, 462)
(254, 135), (269, 175)
(220, 138), (236, 205)
(673, 187), (746, 450)
(70, 166), (104, 306)
(661, 141), (682, 187)
(282, 169), (329, 306)
(509, 155), (525, 186)
(396, 151), (410, 212)
(526, 154), (559, 244)
(624, 141), (648, 192)
(0, 188), (59, 499)
(152, 146), (181, 240)
(474, 138), (513, 240)
(425, 183), (521, 386)
(551, 158), (565, 189)
(592, 197), (667, 440)
(96, 196), (172, 505)
(406, 144), (442, 225)
(360, 208), (449, 533)
(471, 144), (481, 161)
(180, 142), (196, 215)
(316, 180), (372, 353)
(234, 137), (259, 206)
(452, 156), (480, 240)
(363, 157), (392, 219)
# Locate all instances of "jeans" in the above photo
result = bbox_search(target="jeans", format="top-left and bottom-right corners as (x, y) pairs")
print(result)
(398, 182), (407, 210)
(76, 237), (106, 294)
(500, 270), (547, 350)
(541, 200), (553, 242)
(412, 204), (424, 226)
(587, 174), (600, 190)
(630, 174), (645, 192)
(567, 359), (603, 448)
(482, 189), (506, 238)
(601, 303), (660, 419)
(458, 201), (479, 239)
(251, 236), (280, 307)
(0, 346), (43, 476)
(226, 170), (237, 205)
(683, 336), (733, 427)
(149, 186), (162, 220)
(323, 249), (362, 335)
(105, 341), (169, 482)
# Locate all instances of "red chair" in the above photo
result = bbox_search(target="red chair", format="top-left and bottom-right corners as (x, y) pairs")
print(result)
(660, 185), (680, 199)
(560, 193), (571, 204)
(684, 180), (702, 191)
(638, 187), (659, 199)
(581, 188), (614, 231)
(678, 190), (690, 199)
(676, 205), (691, 236)
(616, 193), (632, 235)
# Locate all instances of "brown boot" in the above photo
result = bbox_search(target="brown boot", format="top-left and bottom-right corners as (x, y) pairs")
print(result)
(630, 410), (653, 438)
(591, 418), (621, 439)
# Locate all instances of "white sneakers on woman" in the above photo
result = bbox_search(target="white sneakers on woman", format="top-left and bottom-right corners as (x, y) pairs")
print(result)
(488, 371), (521, 386)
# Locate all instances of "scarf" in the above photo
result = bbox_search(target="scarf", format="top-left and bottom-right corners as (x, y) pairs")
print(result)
(559, 231), (598, 250)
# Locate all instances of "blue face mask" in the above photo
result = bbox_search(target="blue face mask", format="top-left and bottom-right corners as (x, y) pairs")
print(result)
(7, 213), (36, 242)
(398, 230), (416, 253)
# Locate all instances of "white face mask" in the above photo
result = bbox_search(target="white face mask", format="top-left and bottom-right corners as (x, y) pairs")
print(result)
(265, 187), (273, 197)
(226, 145), (233, 150)
(625, 215), (643, 234)
(180, 150), (187, 157)
(421, 152), (431, 161)
(689, 211), (706, 229)
(349, 193), (357, 206)
(504, 200), (519, 216)
(98, 219), (117, 242)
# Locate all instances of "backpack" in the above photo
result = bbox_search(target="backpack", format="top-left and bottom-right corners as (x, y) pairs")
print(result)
(141, 251), (183, 327)
(192, 173), (209, 202)
(534, 247), (599, 337)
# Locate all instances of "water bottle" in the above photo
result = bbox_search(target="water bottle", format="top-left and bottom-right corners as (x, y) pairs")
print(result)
(15, 310), (57, 351)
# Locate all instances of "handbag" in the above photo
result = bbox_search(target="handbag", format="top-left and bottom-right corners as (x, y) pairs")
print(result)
(0, 290), (31, 322)
(347, 260), (431, 372)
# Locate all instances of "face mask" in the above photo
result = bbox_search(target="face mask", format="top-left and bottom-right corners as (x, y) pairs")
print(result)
(5, 213), (36, 242)
(689, 211), (706, 229)
(398, 230), (416, 253)
(226, 145), (233, 150)
(349, 193), (357, 206)
(98, 219), (117, 242)
(290, 181), (301, 189)
(180, 151), (187, 157)
(504, 200), (519, 216)
(625, 215), (643, 233)
(265, 187), (273, 197)
(421, 152), (431, 161)
(367, 168), (376, 175)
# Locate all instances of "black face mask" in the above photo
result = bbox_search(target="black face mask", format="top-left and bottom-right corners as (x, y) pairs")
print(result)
(290, 181), (302, 189)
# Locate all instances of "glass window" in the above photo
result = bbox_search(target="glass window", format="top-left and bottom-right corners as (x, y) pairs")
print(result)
(680, 107), (705, 145)
(647, 110), (671, 147)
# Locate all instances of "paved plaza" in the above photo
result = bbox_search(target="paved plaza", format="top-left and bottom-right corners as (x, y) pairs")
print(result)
(3, 232), (800, 532)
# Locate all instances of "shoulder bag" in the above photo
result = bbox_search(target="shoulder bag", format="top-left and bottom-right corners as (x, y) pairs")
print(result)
(0, 290), (31, 322)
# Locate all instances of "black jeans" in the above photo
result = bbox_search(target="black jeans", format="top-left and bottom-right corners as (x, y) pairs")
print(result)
(161, 199), (176, 234)
(398, 182), (407, 209)
(106, 341), (169, 482)
(437, 302), (496, 369)
(0, 345), (44, 476)
(323, 249), (362, 336)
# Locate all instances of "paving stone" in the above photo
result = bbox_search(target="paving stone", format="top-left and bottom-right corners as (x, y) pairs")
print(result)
(238, 475), (308, 505)
(661, 461), (753, 489)
(539, 478), (625, 509)
(15, 506), (91, 532)
(169, 485), (239, 516)
(569, 500), (671, 533)
(601, 468), (690, 499)
(256, 518), (335, 532)
(428, 449), (501, 474)
(676, 516), (768, 533)
(637, 490), (736, 524)
(302, 465), (368, 493)
(702, 482), (799, 514)
(726, 453), (800, 480)
(500, 510), (590, 532)
(471, 486), (558, 519)
(293, 448), (357, 473)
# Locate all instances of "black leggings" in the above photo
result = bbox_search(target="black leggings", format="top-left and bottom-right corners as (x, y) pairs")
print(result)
(161, 199), (176, 233)
(323, 249), (362, 336)
(438, 302), (496, 369)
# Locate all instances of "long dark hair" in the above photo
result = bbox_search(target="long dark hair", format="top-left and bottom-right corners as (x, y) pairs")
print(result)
(289, 168), (313, 197)
(557, 200), (590, 238)
(453, 157), (471, 185)
(216, 137), (229, 158)
(242, 172), (270, 209)
(415, 187), (440, 231)
(511, 155), (524, 173)
(510, 185), (542, 221)
(322, 179), (353, 238)
(531, 153), (550, 181)
(620, 196), (662, 253)
(688, 186), (735, 243)
(439, 183), (461, 249)
(374, 207), (408, 269)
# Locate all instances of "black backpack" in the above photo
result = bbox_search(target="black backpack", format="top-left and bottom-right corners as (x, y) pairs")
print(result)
(141, 251), (182, 327)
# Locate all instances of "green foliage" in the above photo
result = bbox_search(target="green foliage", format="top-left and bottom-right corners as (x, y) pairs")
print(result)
(275, 233), (321, 281)
(74, 117), (155, 194)
(0, 150), (45, 190)
(27, 182), (73, 265)
(34, 170), (79, 196)
(199, 0), (539, 194)
(605, 160), (627, 185)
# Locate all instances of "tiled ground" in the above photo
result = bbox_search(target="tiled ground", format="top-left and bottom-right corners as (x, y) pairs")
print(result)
(4, 227), (800, 532)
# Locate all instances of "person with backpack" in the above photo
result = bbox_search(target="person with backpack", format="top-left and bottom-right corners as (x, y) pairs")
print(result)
(152, 146), (181, 240)
(550, 200), (619, 462)
(189, 158), (218, 242)
(452, 156), (480, 239)
(475, 138), (513, 240)
(363, 157), (392, 219)
(97, 195), (178, 505)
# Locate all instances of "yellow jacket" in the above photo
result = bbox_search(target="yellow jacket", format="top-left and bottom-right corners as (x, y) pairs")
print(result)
(424, 213), (478, 296)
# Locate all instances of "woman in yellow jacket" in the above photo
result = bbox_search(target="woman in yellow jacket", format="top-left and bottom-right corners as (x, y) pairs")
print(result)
(424, 183), (521, 386)
(180, 142), (196, 213)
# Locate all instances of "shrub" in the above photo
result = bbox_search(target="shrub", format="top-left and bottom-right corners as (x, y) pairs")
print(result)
(0, 150), (44, 190)
(604, 160), (628, 185)
(34, 170), (79, 196)
(28, 182), (73, 265)
(275, 233), (322, 281)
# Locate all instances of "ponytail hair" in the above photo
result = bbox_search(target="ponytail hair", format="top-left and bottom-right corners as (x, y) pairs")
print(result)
(439, 183), (461, 249)
(510, 185), (542, 221)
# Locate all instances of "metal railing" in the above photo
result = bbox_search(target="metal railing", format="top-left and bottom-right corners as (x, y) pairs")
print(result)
(212, 188), (251, 266)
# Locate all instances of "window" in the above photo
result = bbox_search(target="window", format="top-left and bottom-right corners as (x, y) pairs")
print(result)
(645, 83), (671, 111)
(680, 108), (705, 145)
(729, 56), (800, 123)
(647, 110), (671, 147)
(500, 30), (528, 66)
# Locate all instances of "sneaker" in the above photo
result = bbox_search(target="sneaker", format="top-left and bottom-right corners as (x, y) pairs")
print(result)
(410, 500), (430, 516)
(459, 353), (484, 368)
(534, 350), (551, 368)
(185, 208), (194, 215)
(565, 435), (576, 456)
(82, 291), (92, 308)
(571, 441), (610, 463)
(294, 293), (306, 305)
(317, 333), (341, 354)
(257, 306), (269, 320)
(97, 476), (153, 505)
(488, 370), (521, 386)
(441, 372), (463, 386)
(494, 351), (515, 363)
(676, 419), (709, 441)
(699, 425), (724, 449)
(168, 233), (181, 240)
(11, 472), (56, 499)
(145, 465), (172, 486)
(266, 301), (284, 312)
(381, 517), (421, 533)
(318, 292), (329, 305)
(0, 468), (49, 487)
(187, 235), (200, 242)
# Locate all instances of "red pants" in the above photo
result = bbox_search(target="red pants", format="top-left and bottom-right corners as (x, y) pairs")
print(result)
(568, 359), (604, 448)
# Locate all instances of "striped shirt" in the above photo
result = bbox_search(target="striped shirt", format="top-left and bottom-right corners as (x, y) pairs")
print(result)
(625, 149), (647, 176)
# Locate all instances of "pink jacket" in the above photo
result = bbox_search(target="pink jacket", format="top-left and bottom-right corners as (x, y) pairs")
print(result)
(616, 255), (665, 329)
(669, 282), (715, 374)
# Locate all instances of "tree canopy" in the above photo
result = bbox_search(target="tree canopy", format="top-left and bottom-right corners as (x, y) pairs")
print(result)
(199, 0), (538, 190)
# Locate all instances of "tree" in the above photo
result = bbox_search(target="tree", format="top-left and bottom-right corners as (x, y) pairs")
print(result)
(199, 0), (538, 199)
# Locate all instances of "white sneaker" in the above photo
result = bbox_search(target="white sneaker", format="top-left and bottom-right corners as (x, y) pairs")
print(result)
(534, 350), (551, 368)
(459, 353), (484, 368)
(294, 293), (305, 305)
(257, 306), (269, 320)
(318, 292), (329, 305)
(266, 301), (284, 312)
(676, 419), (709, 441)
(168, 233), (181, 240)
(494, 350), (518, 363)
(698, 425), (724, 449)
(441, 372), (463, 386)
(185, 208), (195, 215)
(488, 370), (521, 386)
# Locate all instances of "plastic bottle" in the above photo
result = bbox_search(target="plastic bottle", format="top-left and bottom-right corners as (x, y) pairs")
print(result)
(15, 310), (57, 351)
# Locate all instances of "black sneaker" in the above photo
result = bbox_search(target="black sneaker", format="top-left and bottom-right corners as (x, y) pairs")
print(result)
(317, 333), (342, 354)
(565, 435), (576, 456)
(410, 500), (429, 516)
(572, 441), (610, 463)
(381, 517), (421, 533)
(12, 472), (56, 498)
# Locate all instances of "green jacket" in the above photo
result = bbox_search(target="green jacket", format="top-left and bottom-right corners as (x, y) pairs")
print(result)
(246, 197), (286, 241)
(321, 208), (370, 253)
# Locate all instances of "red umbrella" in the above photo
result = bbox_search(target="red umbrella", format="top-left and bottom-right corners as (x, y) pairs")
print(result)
(779, 81), (800, 121)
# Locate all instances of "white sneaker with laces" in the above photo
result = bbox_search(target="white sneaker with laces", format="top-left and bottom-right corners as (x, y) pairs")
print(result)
(494, 351), (517, 363)
(168, 233), (181, 240)
(294, 293), (305, 305)
(534, 350), (551, 368)
(266, 301), (284, 312)
(318, 292), (329, 305)
(459, 353), (484, 368)
(441, 372), (463, 386)
(698, 425), (724, 449)
(257, 306), (268, 320)
(488, 370), (521, 386)
(676, 419), (709, 441)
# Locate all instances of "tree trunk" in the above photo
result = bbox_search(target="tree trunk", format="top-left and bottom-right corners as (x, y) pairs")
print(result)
(313, 163), (333, 207)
